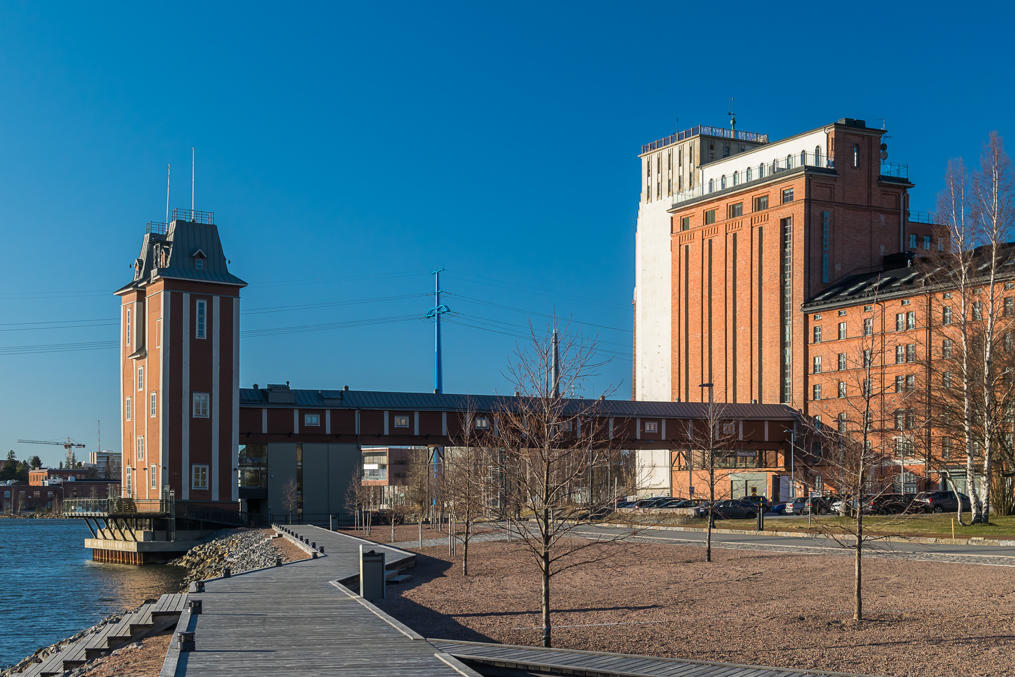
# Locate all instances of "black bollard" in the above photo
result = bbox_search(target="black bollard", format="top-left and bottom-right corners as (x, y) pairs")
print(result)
(189, 599), (202, 615)
(276, 555), (283, 567)
(223, 567), (231, 578)
(319, 546), (325, 554)
(178, 631), (195, 652)
(191, 581), (205, 593)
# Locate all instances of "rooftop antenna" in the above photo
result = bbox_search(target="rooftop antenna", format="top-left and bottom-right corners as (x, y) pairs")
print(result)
(728, 96), (736, 132)
(425, 268), (450, 394)
(165, 163), (171, 224)
(191, 147), (195, 214)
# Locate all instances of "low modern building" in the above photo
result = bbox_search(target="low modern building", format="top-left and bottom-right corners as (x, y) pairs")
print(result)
(28, 467), (91, 486)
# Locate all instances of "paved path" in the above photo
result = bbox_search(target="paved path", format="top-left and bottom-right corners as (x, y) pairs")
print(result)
(170, 525), (477, 676)
(573, 524), (1015, 566)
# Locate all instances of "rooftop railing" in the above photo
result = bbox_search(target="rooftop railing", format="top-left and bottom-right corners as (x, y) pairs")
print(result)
(145, 221), (168, 235)
(642, 125), (769, 153)
(64, 496), (173, 516)
(171, 208), (215, 224)
(879, 162), (909, 179)
(672, 151), (835, 205)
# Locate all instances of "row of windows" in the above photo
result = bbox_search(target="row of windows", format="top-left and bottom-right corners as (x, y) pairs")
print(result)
(907, 233), (946, 252)
(125, 299), (209, 347)
(678, 189), (792, 232)
(125, 464), (207, 493)
(811, 374), (917, 401)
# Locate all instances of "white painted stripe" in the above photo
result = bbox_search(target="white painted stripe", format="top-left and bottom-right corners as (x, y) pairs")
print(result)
(211, 296), (220, 501)
(441, 411), (447, 436)
(293, 409), (299, 434)
(413, 411), (419, 436)
(231, 297), (239, 503)
(325, 409), (331, 435)
(355, 410), (361, 435)
(120, 303), (125, 498)
(383, 411), (389, 436)
(181, 292), (190, 500)
(261, 408), (267, 434)
(636, 418), (641, 440)
(661, 418), (666, 440)
(609, 417), (614, 439)
(160, 292), (170, 499)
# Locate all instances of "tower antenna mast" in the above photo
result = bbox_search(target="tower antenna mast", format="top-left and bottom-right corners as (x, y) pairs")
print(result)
(425, 268), (450, 394)
(191, 147), (195, 213)
(729, 96), (736, 133)
(165, 163), (171, 224)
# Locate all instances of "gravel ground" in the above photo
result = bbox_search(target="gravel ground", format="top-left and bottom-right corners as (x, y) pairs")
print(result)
(274, 534), (311, 563)
(76, 632), (171, 677)
(377, 540), (1015, 677)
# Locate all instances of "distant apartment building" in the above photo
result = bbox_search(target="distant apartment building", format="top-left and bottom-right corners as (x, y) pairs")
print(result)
(28, 467), (90, 486)
(89, 450), (122, 479)
(633, 118), (952, 498)
(361, 446), (416, 508)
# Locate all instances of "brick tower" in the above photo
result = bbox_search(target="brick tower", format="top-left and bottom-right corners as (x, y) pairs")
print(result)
(116, 210), (245, 509)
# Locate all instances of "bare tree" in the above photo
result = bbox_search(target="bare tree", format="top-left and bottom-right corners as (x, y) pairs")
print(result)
(443, 406), (491, 575)
(801, 292), (904, 622)
(683, 387), (738, 562)
(486, 327), (633, 647)
(282, 478), (299, 525)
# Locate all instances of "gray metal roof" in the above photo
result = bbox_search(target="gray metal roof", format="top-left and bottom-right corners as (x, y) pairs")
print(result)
(239, 386), (798, 420)
(117, 218), (246, 294)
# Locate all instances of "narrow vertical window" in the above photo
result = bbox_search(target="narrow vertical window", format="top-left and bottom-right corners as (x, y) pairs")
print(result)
(150, 392), (157, 418)
(155, 318), (162, 348)
(821, 211), (831, 283)
(195, 299), (207, 339)
(864, 318), (873, 336)
(136, 436), (145, 460)
(150, 464), (158, 490)
(125, 397), (132, 422)
(852, 144), (860, 168)
(125, 307), (132, 346)
(137, 366), (144, 391)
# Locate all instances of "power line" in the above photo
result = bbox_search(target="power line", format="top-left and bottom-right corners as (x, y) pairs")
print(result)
(444, 315), (631, 360)
(446, 292), (633, 334)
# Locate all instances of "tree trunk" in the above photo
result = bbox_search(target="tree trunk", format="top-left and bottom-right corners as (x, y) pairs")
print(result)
(463, 525), (470, 576)
(541, 548), (551, 647)
(854, 511), (863, 621)
(418, 516), (423, 548)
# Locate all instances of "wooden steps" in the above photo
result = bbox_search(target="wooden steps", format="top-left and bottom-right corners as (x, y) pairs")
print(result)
(15, 593), (187, 676)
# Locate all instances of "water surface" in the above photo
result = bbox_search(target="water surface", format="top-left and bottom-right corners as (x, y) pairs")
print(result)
(0, 518), (183, 668)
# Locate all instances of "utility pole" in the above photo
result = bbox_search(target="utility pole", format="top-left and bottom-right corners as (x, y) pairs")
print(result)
(426, 268), (450, 394)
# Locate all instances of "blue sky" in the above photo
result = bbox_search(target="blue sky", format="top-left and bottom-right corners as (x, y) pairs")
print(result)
(1, 2), (1012, 465)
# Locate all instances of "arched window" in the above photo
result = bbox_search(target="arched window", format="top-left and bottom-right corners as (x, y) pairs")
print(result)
(759, 163), (765, 178)
(708, 178), (714, 192)
(815, 145), (822, 166)
(800, 150), (807, 166)
(721, 175), (727, 189)
(746, 167), (752, 182)
(786, 154), (792, 168)
(733, 171), (739, 186)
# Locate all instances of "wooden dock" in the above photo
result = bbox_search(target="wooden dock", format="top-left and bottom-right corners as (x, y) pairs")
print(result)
(163, 525), (477, 676)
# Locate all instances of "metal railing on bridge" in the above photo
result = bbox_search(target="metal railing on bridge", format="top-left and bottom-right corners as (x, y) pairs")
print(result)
(63, 496), (174, 517)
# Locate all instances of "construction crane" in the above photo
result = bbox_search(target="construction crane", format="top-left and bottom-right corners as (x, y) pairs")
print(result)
(18, 437), (87, 470)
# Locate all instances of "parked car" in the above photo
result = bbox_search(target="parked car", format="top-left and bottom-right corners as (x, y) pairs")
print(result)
(770, 502), (790, 515)
(785, 496), (832, 515)
(633, 496), (673, 509)
(864, 493), (920, 515)
(614, 500), (636, 509)
(738, 495), (772, 512)
(656, 499), (694, 509)
(694, 499), (757, 520)
(913, 490), (972, 513)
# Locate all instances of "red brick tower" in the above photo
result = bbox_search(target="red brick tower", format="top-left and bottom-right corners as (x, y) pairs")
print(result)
(116, 210), (245, 509)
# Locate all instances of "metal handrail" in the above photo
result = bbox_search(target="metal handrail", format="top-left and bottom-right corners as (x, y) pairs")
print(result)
(145, 221), (168, 235)
(171, 208), (215, 225)
(63, 496), (173, 516)
(642, 125), (769, 153)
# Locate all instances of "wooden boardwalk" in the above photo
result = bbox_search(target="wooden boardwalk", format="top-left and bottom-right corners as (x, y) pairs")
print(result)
(167, 525), (476, 676)
(429, 639), (868, 677)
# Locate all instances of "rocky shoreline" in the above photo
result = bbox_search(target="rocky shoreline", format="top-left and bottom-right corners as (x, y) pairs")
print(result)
(2, 527), (301, 676)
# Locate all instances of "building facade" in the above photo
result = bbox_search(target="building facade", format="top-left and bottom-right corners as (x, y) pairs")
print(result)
(634, 118), (950, 496)
(116, 210), (245, 509)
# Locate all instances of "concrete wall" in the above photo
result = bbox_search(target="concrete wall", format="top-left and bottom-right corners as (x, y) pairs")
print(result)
(267, 443), (297, 520)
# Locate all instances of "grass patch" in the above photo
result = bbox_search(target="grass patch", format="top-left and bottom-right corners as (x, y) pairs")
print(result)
(610, 512), (1015, 540)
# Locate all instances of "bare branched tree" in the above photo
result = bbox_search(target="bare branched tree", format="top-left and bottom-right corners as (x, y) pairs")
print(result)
(683, 387), (738, 562)
(487, 327), (633, 648)
(282, 478), (299, 525)
(443, 405), (491, 575)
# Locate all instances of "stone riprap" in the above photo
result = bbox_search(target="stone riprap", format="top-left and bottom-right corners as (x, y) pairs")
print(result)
(168, 528), (283, 585)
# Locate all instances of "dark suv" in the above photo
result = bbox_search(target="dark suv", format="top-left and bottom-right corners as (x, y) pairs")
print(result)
(738, 495), (772, 512)
(913, 490), (971, 513)
(864, 493), (920, 514)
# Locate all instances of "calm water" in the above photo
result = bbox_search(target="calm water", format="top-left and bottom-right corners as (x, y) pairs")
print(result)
(0, 518), (184, 668)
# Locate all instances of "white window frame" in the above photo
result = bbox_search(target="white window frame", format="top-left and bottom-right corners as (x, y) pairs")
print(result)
(192, 392), (210, 419)
(643, 421), (658, 433)
(150, 464), (158, 490)
(156, 318), (162, 348)
(393, 415), (410, 428)
(137, 366), (144, 391)
(475, 416), (491, 430)
(191, 464), (209, 491)
(195, 299), (207, 340)
(125, 397), (132, 422)
(150, 392), (157, 418)
(136, 436), (145, 460)
(126, 307), (132, 346)
(304, 413), (321, 427)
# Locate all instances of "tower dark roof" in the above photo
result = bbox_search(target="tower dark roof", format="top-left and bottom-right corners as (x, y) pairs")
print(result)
(116, 218), (246, 294)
